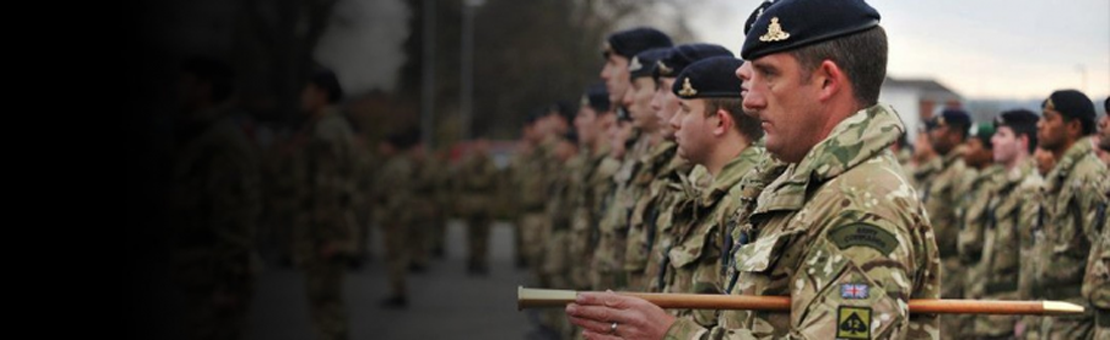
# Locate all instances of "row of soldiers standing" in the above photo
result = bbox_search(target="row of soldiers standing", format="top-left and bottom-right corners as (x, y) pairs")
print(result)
(905, 93), (1110, 339)
(168, 56), (507, 340)
(512, 23), (1110, 340)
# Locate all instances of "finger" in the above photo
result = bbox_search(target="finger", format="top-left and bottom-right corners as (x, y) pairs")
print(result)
(582, 329), (622, 340)
(566, 303), (624, 324)
(567, 315), (614, 334)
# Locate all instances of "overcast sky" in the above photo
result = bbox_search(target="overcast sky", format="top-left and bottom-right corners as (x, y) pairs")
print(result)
(316, 0), (1107, 102)
(689, 0), (1109, 101)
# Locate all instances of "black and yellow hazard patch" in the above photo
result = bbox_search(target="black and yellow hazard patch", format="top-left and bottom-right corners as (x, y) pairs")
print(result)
(828, 223), (897, 255)
(837, 306), (871, 339)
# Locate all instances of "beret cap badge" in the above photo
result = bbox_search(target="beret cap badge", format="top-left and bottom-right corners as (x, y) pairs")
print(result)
(656, 60), (673, 76)
(678, 77), (698, 97)
(759, 17), (791, 42)
(629, 56), (644, 72)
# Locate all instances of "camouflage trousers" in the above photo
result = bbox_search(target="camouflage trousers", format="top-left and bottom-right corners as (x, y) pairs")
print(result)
(519, 213), (547, 274)
(381, 222), (409, 297)
(466, 215), (492, 270)
(430, 213), (447, 255)
(940, 257), (973, 338)
(304, 262), (349, 340)
(408, 218), (430, 268)
(180, 283), (253, 340)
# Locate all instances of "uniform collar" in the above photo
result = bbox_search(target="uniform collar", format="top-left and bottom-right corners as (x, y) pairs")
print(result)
(756, 103), (905, 213)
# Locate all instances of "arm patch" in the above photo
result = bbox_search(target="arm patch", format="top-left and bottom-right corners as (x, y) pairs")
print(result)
(828, 223), (897, 255)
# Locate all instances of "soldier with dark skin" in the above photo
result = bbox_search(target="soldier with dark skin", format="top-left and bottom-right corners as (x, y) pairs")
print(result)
(565, 1), (940, 338)
(918, 109), (973, 338)
(1031, 90), (1106, 339)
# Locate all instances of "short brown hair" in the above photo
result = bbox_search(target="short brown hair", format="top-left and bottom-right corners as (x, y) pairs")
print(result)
(789, 26), (887, 107)
(706, 98), (763, 140)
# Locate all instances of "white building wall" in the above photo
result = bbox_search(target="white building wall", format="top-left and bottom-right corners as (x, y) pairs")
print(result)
(879, 87), (920, 142)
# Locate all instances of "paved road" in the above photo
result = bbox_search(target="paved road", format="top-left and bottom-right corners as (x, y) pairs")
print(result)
(246, 221), (539, 340)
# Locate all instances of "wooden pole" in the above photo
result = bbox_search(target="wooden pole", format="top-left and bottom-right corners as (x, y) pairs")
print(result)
(518, 287), (1085, 316)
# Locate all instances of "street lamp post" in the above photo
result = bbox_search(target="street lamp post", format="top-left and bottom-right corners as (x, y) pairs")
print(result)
(460, 0), (484, 140)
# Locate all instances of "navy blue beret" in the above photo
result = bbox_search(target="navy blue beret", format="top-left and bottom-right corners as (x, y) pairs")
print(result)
(928, 109), (972, 131)
(672, 57), (745, 99)
(629, 48), (672, 79)
(994, 109), (1039, 132)
(741, 0), (880, 60)
(1043, 89), (1095, 122)
(604, 27), (673, 59)
(581, 83), (611, 113)
(655, 44), (734, 79)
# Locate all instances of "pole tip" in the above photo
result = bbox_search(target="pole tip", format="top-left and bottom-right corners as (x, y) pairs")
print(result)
(1042, 301), (1085, 315)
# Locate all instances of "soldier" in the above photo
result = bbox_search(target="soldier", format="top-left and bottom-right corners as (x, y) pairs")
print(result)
(660, 56), (766, 328)
(292, 69), (357, 339)
(634, 43), (736, 293)
(455, 138), (500, 275)
(170, 56), (261, 340)
(374, 129), (419, 309)
(957, 123), (1002, 301)
(1090, 98), (1109, 340)
(566, 0), (941, 338)
(406, 142), (438, 272)
(1032, 89), (1107, 339)
(593, 27), (673, 291)
(621, 47), (680, 291)
(974, 110), (1042, 339)
(569, 84), (616, 290)
(919, 108), (973, 337)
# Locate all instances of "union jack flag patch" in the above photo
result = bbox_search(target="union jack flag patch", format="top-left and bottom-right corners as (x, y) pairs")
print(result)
(840, 283), (869, 299)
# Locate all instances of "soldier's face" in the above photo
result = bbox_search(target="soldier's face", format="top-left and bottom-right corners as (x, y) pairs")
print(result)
(991, 127), (1024, 165)
(300, 84), (326, 114)
(672, 98), (715, 164)
(575, 107), (599, 147)
(962, 138), (993, 168)
(1097, 115), (1110, 152)
(1033, 147), (1055, 176)
(738, 54), (823, 163)
(628, 78), (660, 131)
(1037, 109), (1067, 152)
(652, 78), (680, 140)
(609, 121), (633, 159)
(601, 55), (631, 105)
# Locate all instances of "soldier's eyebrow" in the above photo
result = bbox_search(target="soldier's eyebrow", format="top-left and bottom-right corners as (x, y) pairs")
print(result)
(752, 60), (778, 78)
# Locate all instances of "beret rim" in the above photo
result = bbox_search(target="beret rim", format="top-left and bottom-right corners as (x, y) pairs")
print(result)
(742, 19), (879, 60)
(678, 91), (742, 99)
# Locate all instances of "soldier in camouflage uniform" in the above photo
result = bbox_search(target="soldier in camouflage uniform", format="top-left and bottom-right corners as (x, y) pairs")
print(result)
(919, 109), (973, 337)
(974, 110), (1043, 338)
(349, 134), (377, 269)
(374, 129), (420, 309)
(1086, 98), (1110, 339)
(592, 27), (673, 291)
(658, 57), (766, 329)
(567, 1), (941, 338)
(568, 84), (616, 290)
(621, 47), (680, 291)
(170, 57), (261, 340)
(406, 143), (438, 272)
(292, 69), (357, 339)
(1031, 90), (1107, 339)
(639, 43), (735, 293)
(957, 122), (1002, 305)
(455, 139), (500, 275)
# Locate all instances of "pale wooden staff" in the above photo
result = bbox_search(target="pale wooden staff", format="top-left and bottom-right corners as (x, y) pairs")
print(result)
(518, 287), (1085, 315)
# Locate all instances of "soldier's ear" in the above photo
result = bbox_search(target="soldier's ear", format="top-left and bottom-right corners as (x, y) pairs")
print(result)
(1064, 117), (1084, 138)
(714, 108), (732, 136)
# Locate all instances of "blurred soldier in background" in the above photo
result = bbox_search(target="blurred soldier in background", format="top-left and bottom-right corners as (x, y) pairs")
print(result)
(1032, 89), (1106, 339)
(957, 122), (1001, 303)
(170, 56), (261, 340)
(976, 110), (1041, 338)
(292, 68), (357, 339)
(374, 128), (421, 309)
(455, 138), (500, 275)
(921, 109), (973, 337)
